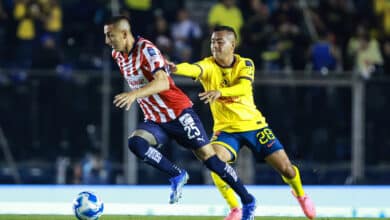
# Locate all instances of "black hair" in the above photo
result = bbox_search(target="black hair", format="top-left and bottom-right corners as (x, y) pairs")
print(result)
(213, 25), (237, 39)
(106, 15), (131, 25)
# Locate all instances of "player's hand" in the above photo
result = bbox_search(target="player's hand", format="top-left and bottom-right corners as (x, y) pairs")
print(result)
(167, 61), (177, 72)
(199, 90), (221, 104)
(113, 92), (136, 110)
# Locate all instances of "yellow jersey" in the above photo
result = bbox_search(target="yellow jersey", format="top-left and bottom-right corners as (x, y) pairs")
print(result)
(175, 54), (268, 132)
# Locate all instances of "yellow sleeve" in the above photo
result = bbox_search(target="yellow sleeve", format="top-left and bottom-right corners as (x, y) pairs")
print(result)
(219, 78), (251, 97)
(238, 59), (255, 81)
(219, 58), (255, 97)
(174, 63), (202, 79)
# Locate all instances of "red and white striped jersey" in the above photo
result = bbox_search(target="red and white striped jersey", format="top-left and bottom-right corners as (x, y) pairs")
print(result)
(111, 37), (192, 123)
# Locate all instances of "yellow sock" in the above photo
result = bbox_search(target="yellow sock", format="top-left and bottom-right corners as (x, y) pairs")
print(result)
(210, 171), (240, 209)
(282, 165), (305, 197)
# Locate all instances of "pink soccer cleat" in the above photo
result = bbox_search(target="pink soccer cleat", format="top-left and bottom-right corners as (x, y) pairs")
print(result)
(292, 191), (316, 219)
(224, 207), (242, 220)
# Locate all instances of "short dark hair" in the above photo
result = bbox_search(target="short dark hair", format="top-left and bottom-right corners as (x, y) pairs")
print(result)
(106, 15), (131, 25)
(213, 25), (237, 39)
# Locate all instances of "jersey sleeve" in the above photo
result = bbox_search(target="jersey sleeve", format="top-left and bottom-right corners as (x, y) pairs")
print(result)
(142, 44), (166, 74)
(174, 58), (211, 80)
(175, 63), (202, 79)
(219, 78), (251, 97)
(194, 58), (211, 81)
(238, 59), (255, 81)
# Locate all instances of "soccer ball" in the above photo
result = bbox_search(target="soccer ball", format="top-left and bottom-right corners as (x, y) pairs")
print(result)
(73, 191), (104, 220)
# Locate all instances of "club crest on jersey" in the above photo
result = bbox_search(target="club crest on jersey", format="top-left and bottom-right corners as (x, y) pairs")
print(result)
(147, 47), (157, 56)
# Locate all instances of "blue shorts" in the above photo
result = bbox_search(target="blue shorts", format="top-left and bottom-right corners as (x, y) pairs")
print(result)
(211, 127), (284, 162)
(137, 108), (210, 150)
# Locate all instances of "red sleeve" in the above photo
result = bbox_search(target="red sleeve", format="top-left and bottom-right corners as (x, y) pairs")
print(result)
(141, 44), (166, 74)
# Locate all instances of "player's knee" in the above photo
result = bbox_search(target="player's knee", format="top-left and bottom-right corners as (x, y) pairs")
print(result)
(212, 144), (232, 162)
(128, 136), (149, 158)
(194, 144), (215, 161)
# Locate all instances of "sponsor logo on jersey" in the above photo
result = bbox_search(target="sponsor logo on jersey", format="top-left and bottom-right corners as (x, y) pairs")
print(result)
(147, 47), (157, 56)
(218, 96), (239, 104)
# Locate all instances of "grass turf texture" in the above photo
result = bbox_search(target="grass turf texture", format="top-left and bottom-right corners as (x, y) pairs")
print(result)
(0, 216), (381, 220)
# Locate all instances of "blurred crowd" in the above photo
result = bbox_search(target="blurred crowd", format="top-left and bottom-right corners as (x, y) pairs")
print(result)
(0, 0), (390, 78)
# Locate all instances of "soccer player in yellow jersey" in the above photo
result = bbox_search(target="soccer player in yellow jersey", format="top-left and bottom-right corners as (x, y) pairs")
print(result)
(169, 26), (316, 220)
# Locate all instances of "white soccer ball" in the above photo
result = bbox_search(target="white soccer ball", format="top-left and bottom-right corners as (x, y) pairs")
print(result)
(73, 191), (104, 220)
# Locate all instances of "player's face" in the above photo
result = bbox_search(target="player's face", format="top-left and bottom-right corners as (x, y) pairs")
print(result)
(210, 31), (235, 60)
(104, 24), (125, 51)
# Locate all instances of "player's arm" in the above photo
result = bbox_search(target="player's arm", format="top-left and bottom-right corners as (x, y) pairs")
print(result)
(199, 59), (254, 103)
(125, 44), (170, 98)
(219, 59), (255, 96)
(133, 69), (169, 97)
(113, 70), (169, 110)
(199, 78), (251, 104)
(219, 78), (252, 96)
(169, 62), (203, 79)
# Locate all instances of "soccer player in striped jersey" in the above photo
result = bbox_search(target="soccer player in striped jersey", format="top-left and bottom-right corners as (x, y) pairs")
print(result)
(104, 16), (257, 219)
(169, 26), (316, 220)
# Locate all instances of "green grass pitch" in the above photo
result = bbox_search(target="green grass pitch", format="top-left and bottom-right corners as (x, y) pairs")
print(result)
(0, 216), (381, 220)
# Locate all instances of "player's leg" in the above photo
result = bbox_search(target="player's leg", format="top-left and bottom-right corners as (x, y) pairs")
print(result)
(128, 122), (188, 204)
(172, 109), (256, 220)
(128, 129), (182, 177)
(210, 134), (241, 220)
(265, 150), (316, 219)
(253, 127), (316, 219)
(210, 171), (241, 220)
(264, 150), (304, 196)
(194, 144), (254, 202)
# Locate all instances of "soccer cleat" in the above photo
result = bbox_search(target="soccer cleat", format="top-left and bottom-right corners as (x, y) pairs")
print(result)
(224, 207), (242, 220)
(169, 170), (189, 204)
(241, 195), (257, 220)
(292, 190), (316, 219)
